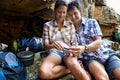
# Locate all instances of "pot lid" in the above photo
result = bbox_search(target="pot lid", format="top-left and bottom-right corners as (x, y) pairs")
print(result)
(17, 51), (34, 59)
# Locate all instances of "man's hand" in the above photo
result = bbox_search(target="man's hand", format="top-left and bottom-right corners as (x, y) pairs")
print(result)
(67, 46), (85, 57)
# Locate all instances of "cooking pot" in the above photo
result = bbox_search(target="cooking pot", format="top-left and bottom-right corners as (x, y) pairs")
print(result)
(16, 51), (34, 67)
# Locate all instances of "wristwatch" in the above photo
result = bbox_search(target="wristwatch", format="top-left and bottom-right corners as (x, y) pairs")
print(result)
(84, 45), (89, 53)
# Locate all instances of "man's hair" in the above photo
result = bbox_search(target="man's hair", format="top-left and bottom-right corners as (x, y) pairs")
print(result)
(54, 0), (68, 10)
(67, 1), (80, 11)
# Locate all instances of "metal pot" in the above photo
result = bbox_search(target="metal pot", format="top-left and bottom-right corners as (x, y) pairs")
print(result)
(16, 51), (34, 67)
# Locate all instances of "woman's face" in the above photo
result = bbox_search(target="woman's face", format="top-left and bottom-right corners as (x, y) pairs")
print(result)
(55, 5), (67, 22)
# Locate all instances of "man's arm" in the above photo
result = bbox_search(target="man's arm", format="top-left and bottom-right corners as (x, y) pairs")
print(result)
(86, 35), (102, 52)
(68, 35), (102, 57)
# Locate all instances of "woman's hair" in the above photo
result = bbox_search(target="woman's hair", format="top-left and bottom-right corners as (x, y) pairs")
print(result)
(67, 1), (80, 11)
(54, 0), (68, 10)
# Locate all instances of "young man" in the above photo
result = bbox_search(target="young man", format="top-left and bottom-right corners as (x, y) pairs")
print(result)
(67, 1), (120, 80)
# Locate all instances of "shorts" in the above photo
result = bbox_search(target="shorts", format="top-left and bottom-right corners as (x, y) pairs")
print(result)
(82, 55), (120, 80)
(49, 49), (64, 62)
(105, 55), (120, 79)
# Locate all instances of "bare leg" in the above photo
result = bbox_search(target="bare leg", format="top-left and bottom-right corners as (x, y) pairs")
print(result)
(65, 56), (91, 80)
(38, 54), (70, 79)
(112, 68), (120, 80)
(88, 61), (109, 80)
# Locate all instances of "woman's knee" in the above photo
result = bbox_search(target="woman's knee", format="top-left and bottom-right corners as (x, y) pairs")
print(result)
(38, 66), (52, 79)
(65, 57), (78, 67)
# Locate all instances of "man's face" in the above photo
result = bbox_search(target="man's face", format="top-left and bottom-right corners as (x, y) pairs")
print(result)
(68, 7), (82, 23)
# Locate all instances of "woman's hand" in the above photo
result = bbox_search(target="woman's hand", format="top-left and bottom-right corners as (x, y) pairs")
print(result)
(67, 45), (85, 57)
(52, 41), (69, 50)
(52, 41), (63, 50)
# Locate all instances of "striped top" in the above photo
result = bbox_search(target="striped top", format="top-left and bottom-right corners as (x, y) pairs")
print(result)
(42, 19), (77, 47)
(76, 18), (115, 61)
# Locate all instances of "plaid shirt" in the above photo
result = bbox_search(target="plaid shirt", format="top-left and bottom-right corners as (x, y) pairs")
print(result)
(42, 19), (77, 46)
(76, 18), (115, 62)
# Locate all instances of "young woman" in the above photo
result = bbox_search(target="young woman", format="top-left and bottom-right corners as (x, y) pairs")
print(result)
(38, 0), (91, 80)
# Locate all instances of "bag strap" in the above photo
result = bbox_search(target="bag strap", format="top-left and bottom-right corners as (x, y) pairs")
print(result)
(0, 68), (6, 80)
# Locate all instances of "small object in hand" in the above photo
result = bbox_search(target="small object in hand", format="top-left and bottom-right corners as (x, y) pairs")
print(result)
(62, 48), (69, 57)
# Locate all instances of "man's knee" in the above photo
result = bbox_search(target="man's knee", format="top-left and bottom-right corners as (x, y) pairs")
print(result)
(94, 73), (109, 80)
(90, 67), (109, 80)
(88, 61), (109, 80)
(113, 68), (120, 80)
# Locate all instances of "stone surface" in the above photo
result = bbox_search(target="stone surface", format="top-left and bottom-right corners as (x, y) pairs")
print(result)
(100, 25), (115, 37)
(0, 0), (55, 15)
(94, 6), (120, 25)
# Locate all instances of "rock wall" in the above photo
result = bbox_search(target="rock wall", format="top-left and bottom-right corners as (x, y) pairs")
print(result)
(0, 0), (120, 44)
(94, 5), (120, 38)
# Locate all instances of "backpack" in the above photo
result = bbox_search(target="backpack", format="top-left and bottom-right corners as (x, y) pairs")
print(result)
(0, 51), (26, 80)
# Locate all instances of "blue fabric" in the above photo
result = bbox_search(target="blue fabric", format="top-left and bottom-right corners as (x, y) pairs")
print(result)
(49, 49), (64, 62)
(105, 55), (120, 80)
(17, 37), (44, 52)
(0, 68), (6, 80)
(5, 52), (18, 67)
